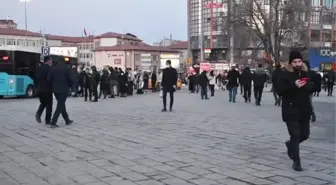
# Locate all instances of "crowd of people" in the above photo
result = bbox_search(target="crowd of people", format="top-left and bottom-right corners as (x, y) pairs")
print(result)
(34, 57), (178, 128)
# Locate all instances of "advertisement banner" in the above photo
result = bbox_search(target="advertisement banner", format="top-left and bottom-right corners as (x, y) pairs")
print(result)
(200, 63), (210, 72)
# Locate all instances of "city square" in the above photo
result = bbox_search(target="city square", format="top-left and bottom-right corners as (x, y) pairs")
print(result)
(0, 89), (335, 185)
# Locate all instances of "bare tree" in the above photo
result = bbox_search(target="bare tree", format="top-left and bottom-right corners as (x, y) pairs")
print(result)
(233, 0), (309, 69)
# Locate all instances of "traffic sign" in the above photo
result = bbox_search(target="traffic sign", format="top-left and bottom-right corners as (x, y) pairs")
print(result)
(186, 58), (191, 65)
(41, 47), (50, 56)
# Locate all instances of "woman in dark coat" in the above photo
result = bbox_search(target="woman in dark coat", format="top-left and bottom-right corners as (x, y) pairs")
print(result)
(313, 73), (322, 97)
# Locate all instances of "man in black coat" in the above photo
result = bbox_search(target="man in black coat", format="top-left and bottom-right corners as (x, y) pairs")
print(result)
(226, 66), (240, 102)
(252, 64), (267, 106)
(240, 66), (252, 103)
(276, 51), (313, 171)
(199, 71), (209, 99)
(161, 60), (178, 112)
(90, 66), (100, 102)
(48, 60), (74, 128)
(83, 68), (92, 101)
(35, 56), (53, 125)
(151, 71), (157, 92)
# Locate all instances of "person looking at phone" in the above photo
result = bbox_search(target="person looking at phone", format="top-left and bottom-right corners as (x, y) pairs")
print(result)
(276, 51), (314, 171)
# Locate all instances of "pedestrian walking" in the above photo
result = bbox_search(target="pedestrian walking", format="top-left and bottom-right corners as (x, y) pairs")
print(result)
(108, 67), (118, 98)
(83, 68), (92, 101)
(199, 71), (209, 99)
(161, 60), (178, 112)
(226, 66), (240, 102)
(208, 70), (216, 96)
(240, 66), (252, 103)
(47, 60), (74, 128)
(99, 69), (109, 99)
(252, 64), (267, 106)
(272, 64), (283, 106)
(277, 50), (313, 171)
(35, 56), (53, 125)
(151, 71), (157, 92)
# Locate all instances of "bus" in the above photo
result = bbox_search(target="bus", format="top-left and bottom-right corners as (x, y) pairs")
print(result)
(0, 46), (78, 98)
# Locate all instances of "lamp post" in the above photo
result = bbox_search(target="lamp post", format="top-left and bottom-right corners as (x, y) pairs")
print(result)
(20, 0), (30, 46)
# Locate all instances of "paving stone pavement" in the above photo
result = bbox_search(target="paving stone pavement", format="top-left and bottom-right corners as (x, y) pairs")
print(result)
(0, 88), (335, 185)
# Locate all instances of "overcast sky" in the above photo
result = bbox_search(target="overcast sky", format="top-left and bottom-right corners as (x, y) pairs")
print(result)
(0, 0), (187, 43)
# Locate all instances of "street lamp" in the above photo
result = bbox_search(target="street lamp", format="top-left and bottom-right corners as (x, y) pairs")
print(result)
(19, 0), (31, 46)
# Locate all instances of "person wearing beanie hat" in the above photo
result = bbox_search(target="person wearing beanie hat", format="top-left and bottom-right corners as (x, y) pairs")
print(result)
(276, 50), (315, 171)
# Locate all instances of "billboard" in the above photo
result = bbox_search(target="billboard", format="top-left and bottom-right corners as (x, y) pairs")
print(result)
(309, 48), (335, 71)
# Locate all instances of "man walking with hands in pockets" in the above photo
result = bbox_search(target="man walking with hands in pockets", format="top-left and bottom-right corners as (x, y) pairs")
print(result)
(161, 60), (178, 112)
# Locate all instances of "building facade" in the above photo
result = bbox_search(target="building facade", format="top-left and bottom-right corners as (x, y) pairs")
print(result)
(0, 23), (184, 72)
(187, 0), (336, 63)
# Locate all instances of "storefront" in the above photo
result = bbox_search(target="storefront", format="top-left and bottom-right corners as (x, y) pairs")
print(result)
(309, 48), (336, 71)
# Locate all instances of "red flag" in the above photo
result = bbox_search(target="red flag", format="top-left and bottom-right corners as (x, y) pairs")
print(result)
(84, 28), (87, 36)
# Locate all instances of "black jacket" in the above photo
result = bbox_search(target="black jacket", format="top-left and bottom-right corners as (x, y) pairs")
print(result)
(199, 72), (209, 88)
(276, 63), (313, 122)
(252, 68), (267, 87)
(82, 71), (91, 87)
(161, 67), (178, 91)
(151, 73), (157, 82)
(47, 63), (73, 93)
(35, 63), (52, 93)
(313, 73), (322, 92)
(226, 69), (240, 88)
(240, 68), (252, 86)
(91, 70), (100, 86)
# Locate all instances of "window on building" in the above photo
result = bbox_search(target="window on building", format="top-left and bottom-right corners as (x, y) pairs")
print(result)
(0, 39), (5, 45)
(17, 39), (25, 46)
(94, 41), (100, 48)
(322, 12), (333, 25)
(134, 54), (140, 61)
(152, 54), (158, 61)
(312, 0), (320, 6)
(311, 30), (320, 42)
(311, 12), (320, 24)
(322, 30), (331, 42)
(6, 39), (16, 45)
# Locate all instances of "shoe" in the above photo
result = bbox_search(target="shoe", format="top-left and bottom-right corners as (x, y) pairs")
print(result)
(292, 161), (303, 171)
(169, 108), (172, 112)
(84, 99), (87, 101)
(45, 120), (51, 125)
(91, 100), (98, 102)
(285, 141), (293, 160)
(161, 108), (167, 112)
(50, 124), (59, 128)
(65, 120), (73, 125)
(248, 98), (251, 102)
(35, 114), (42, 123)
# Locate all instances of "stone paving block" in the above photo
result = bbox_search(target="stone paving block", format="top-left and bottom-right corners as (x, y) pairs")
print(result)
(166, 169), (199, 180)
(104, 180), (138, 185)
(250, 171), (275, 178)
(189, 177), (218, 185)
(160, 177), (194, 185)
(136, 179), (165, 185)
(44, 173), (75, 185)
(85, 182), (109, 185)
(127, 164), (157, 174)
(0, 177), (21, 185)
(70, 174), (100, 184)
(118, 171), (149, 181)
(296, 176), (330, 185)
(241, 176), (275, 185)
(181, 166), (213, 175)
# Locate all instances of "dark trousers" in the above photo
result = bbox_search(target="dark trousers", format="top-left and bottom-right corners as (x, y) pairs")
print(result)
(162, 88), (174, 109)
(152, 80), (157, 92)
(243, 84), (251, 100)
(240, 84), (243, 94)
(84, 86), (92, 101)
(92, 84), (98, 101)
(272, 86), (282, 105)
(201, 86), (208, 99)
(36, 92), (53, 122)
(99, 84), (108, 99)
(78, 84), (84, 96)
(51, 93), (69, 124)
(286, 121), (310, 162)
(194, 84), (199, 93)
(254, 86), (264, 103)
(209, 84), (215, 96)
(327, 82), (334, 95)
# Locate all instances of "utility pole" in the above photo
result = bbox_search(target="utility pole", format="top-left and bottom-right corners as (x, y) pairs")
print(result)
(200, 0), (204, 63)
(228, 0), (235, 67)
(24, 0), (28, 46)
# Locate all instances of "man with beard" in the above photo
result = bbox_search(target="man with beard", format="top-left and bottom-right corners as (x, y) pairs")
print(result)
(35, 56), (53, 125)
(277, 51), (313, 171)
(90, 66), (100, 102)
(48, 60), (73, 128)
